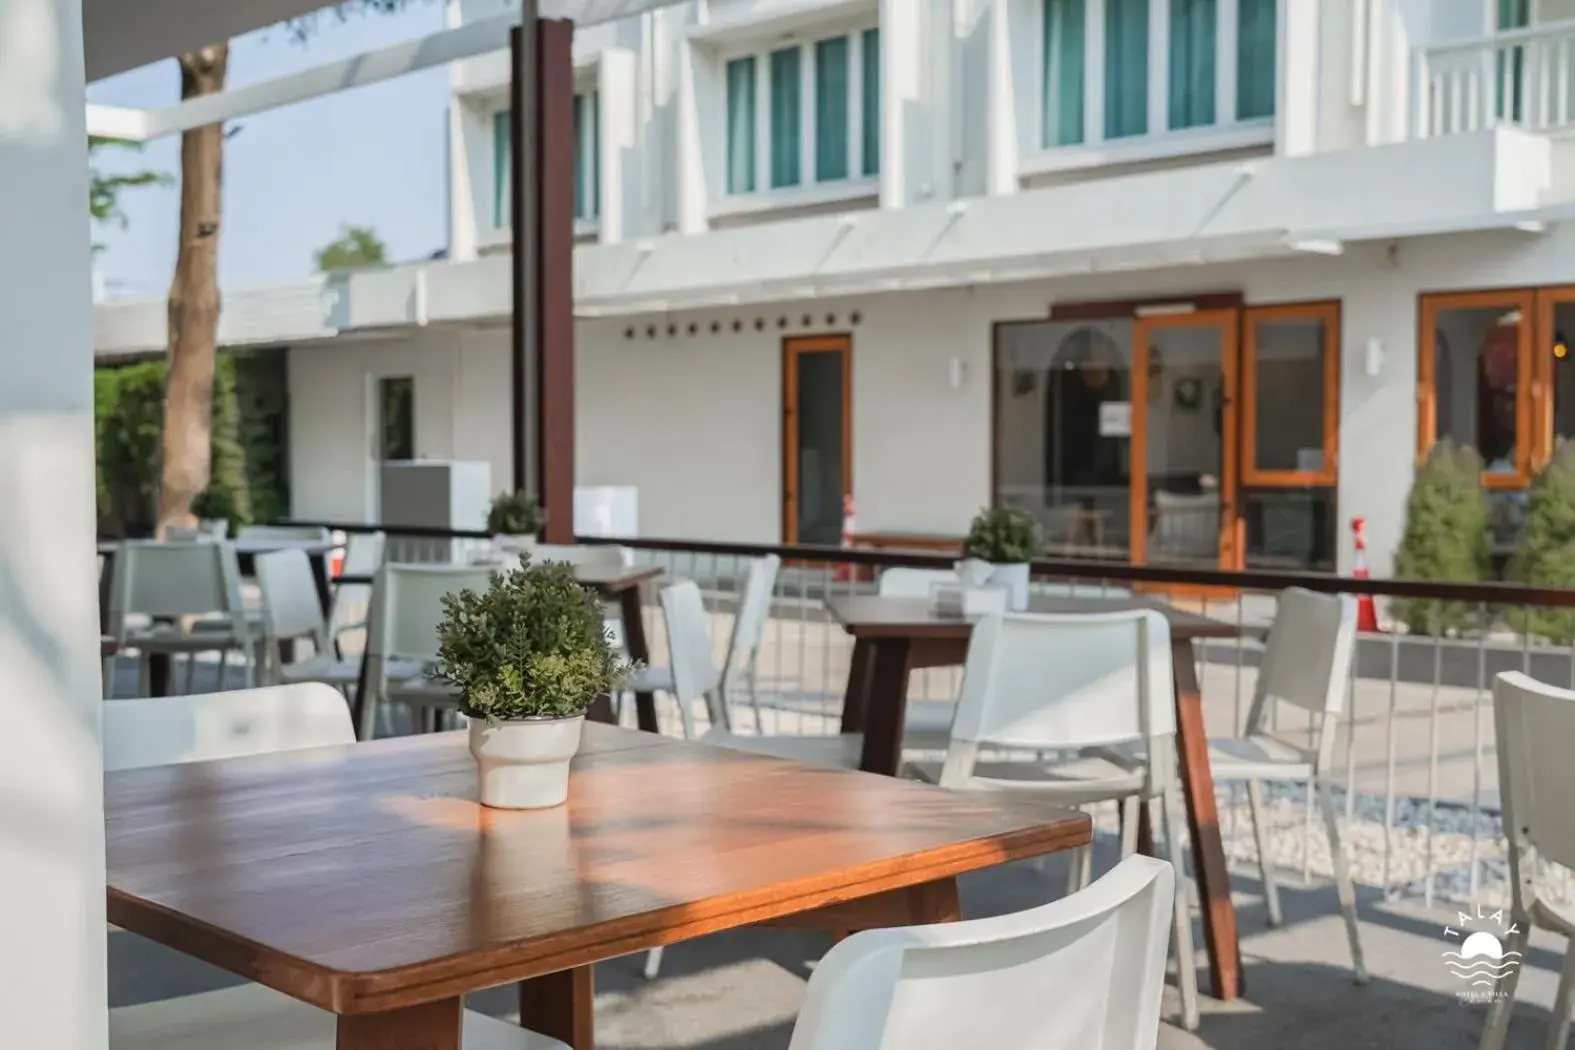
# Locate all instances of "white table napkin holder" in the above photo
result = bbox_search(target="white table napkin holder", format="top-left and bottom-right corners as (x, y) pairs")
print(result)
(930, 581), (1009, 618)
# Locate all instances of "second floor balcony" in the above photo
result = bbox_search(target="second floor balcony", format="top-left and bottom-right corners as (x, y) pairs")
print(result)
(1415, 16), (1575, 139)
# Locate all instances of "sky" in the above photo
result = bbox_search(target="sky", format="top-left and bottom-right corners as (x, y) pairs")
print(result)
(86, 2), (451, 301)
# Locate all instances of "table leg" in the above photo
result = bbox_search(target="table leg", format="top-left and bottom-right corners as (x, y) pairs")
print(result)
(98, 550), (113, 635)
(618, 587), (659, 733)
(838, 638), (874, 734)
(337, 997), (461, 1050)
(309, 553), (334, 618)
(148, 653), (172, 697)
(520, 966), (595, 1050)
(855, 638), (913, 776)
(1172, 636), (1243, 1001)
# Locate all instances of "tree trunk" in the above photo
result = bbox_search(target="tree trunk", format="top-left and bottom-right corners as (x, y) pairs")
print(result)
(157, 44), (229, 537)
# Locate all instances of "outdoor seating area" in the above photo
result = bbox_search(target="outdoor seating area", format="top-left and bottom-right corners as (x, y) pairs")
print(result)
(87, 524), (1575, 1049)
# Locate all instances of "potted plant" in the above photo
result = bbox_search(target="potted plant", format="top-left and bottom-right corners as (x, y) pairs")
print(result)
(486, 490), (544, 555)
(435, 561), (634, 809)
(961, 506), (1042, 611)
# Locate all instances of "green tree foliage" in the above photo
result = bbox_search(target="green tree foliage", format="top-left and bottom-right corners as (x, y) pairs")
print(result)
(314, 225), (389, 272)
(87, 137), (169, 251)
(1392, 441), (1491, 635)
(95, 358), (258, 536)
(1506, 440), (1575, 643)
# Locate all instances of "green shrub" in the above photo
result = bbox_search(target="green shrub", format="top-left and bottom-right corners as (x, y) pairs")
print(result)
(435, 561), (634, 722)
(1392, 441), (1491, 635)
(232, 349), (290, 525)
(1506, 440), (1575, 643)
(486, 490), (544, 536)
(963, 506), (1043, 563)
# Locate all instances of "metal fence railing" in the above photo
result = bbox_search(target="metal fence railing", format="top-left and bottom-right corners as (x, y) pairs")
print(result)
(287, 521), (1575, 915)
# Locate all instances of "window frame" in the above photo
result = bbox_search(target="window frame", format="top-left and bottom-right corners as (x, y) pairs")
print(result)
(1028, 0), (1275, 162)
(1240, 300), (1341, 488)
(718, 20), (880, 203)
(1417, 288), (1537, 490)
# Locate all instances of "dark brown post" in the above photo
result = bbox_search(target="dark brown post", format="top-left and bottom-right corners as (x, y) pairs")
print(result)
(508, 18), (535, 497)
(535, 17), (576, 544)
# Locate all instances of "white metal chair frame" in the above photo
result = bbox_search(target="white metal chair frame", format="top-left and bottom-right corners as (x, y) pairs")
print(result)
(254, 549), (363, 690)
(929, 609), (1199, 1031)
(327, 529), (385, 653)
(787, 855), (1177, 1050)
(1479, 671), (1575, 1050)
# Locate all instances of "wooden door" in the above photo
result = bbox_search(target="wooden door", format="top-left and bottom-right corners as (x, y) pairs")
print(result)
(782, 336), (852, 546)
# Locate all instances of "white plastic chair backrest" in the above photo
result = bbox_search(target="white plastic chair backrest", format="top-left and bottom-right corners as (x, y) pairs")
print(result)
(109, 541), (247, 639)
(531, 543), (628, 569)
(944, 610), (1174, 777)
(328, 531), (385, 635)
(239, 524), (333, 545)
(878, 567), (960, 598)
(1494, 672), (1575, 892)
(786, 855), (1175, 1050)
(722, 554), (780, 677)
(165, 523), (223, 542)
(658, 580), (724, 737)
(103, 683), (355, 771)
(1245, 589), (1356, 765)
(255, 549), (329, 648)
(371, 564), (495, 662)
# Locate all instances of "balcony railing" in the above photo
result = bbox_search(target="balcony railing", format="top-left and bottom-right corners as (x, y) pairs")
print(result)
(1414, 19), (1575, 137)
(290, 520), (1575, 914)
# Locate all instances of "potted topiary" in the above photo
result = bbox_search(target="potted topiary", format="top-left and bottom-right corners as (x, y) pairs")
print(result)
(486, 490), (544, 555)
(435, 561), (634, 809)
(961, 506), (1042, 611)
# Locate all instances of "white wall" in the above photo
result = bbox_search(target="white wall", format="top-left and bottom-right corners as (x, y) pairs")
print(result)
(0, 0), (108, 1045)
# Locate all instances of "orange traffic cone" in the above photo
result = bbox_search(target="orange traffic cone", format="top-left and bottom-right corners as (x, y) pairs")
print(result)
(1352, 517), (1380, 633)
(834, 494), (857, 583)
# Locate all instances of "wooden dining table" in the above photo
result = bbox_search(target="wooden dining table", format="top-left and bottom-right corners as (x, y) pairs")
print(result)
(823, 592), (1246, 1002)
(106, 723), (1090, 1050)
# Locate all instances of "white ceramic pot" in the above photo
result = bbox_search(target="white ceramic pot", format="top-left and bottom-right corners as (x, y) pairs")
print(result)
(988, 561), (1031, 611)
(468, 714), (584, 809)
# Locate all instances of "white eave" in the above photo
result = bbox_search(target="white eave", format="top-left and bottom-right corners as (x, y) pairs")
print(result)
(93, 126), (1560, 354)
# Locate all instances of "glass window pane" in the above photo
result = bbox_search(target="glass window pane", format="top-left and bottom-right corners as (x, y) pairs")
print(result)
(815, 37), (849, 182)
(1244, 489), (1335, 571)
(726, 57), (757, 194)
(573, 95), (586, 219)
(1105, 0), (1149, 139)
(1042, 0), (1086, 147)
(770, 47), (802, 188)
(580, 92), (600, 219)
(1551, 304), (1575, 442)
(1236, 0), (1276, 119)
(492, 110), (510, 229)
(1168, 0), (1216, 129)
(378, 377), (414, 462)
(1144, 323), (1226, 569)
(793, 350), (846, 545)
(862, 29), (881, 175)
(993, 319), (1134, 559)
(1251, 315), (1327, 473)
(1432, 303), (1524, 474)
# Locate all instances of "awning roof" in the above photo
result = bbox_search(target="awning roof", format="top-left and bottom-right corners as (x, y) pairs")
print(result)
(85, 0), (682, 82)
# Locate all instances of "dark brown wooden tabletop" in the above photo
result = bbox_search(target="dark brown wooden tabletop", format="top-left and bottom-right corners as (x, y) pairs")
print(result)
(106, 723), (1089, 1036)
(574, 563), (662, 594)
(824, 594), (1239, 640)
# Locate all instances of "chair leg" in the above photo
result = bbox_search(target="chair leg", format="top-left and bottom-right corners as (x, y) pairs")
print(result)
(1119, 796), (1141, 858)
(1246, 779), (1282, 927)
(182, 652), (199, 694)
(1545, 939), (1575, 1050)
(1478, 923), (1530, 1050)
(1316, 778), (1367, 983)
(643, 947), (664, 980)
(1155, 788), (1200, 1032)
(747, 662), (765, 734)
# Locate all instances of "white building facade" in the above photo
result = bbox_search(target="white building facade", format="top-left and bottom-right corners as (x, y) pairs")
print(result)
(93, 0), (1575, 576)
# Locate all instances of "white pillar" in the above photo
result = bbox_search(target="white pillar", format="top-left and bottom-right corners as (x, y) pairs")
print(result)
(984, 0), (1019, 195)
(1276, 0), (1320, 156)
(598, 47), (636, 244)
(674, 38), (712, 236)
(0, 1), (108, 1049)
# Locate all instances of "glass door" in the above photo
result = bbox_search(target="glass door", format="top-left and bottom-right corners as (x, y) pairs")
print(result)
(782, 335), (852, 546)
(1130, 310), (1241, 572)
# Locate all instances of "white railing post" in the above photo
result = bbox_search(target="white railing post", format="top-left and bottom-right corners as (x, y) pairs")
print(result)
(1412, 48), (1432, 139)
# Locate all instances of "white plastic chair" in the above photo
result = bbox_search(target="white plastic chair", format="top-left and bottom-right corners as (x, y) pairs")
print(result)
(916, 609), (1199, 1031)
(107, 540), (256, 695)
(238, 524), (334, 545)
(254, 549), (362, 689)
(785, 856), (1176, 1050)
(629, 555), (781, 732)
(1479, 672), (1575, 1050)
(104, 684), (562, 1050)
(327, 530), (385, 650)
(361, 564), (494, 739)
(103, 683), (355, 772)
(1199, 587), (1366, 981)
